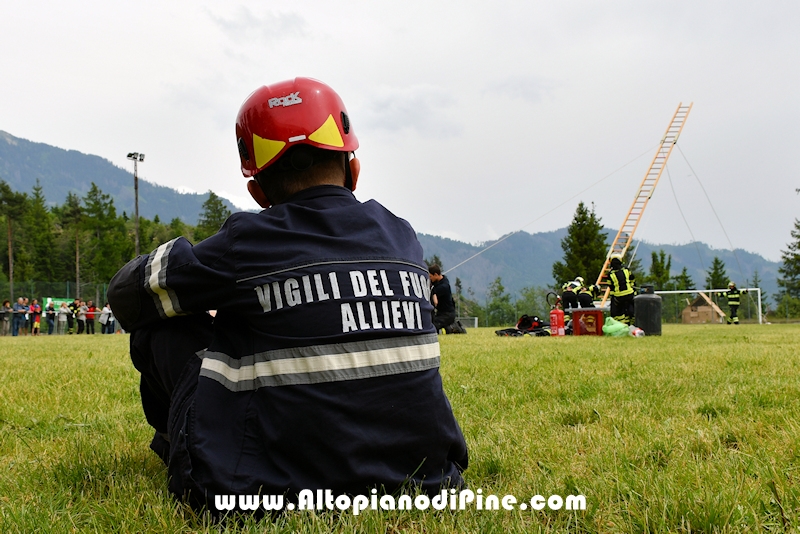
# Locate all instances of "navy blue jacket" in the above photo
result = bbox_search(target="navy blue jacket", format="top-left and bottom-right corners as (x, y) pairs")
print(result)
(109, 185), (468, 505)
(431, 275), (455, 315)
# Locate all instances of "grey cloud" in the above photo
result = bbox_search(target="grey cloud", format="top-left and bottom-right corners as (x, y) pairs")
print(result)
(484, 76), (553, 105)
(362, 85), (463, 137)
(207, 6), (306, 44)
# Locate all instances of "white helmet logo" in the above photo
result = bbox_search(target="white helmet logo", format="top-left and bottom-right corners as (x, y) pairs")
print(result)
(268, 92), (303, 108)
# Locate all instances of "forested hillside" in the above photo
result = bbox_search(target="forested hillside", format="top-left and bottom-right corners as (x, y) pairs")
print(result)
(0, 178), (232, 302)
(0, 129), (782, 314)
(419, 230), (781, 303)
(0, 130), (237, 224)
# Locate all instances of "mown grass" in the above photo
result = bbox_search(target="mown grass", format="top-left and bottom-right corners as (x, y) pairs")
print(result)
(1, 325), (799, 533)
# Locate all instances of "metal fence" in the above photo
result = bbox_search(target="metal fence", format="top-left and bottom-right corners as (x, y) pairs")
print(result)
(1, 282), (110, 305)
(456, 316), (479, 329)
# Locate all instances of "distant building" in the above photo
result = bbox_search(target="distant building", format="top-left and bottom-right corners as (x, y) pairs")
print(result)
(681, 294), (724, 324)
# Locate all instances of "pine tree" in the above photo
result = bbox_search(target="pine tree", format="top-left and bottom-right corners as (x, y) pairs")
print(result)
(704, 256), (728, 310)
(749, 269), (768, 312)
(517, 285), (550, 318)
(168, 217), (188, 241)
(52, 192), (85, 294)
(672, 267), (695, 290)
(551, 202), (608, 287)
(194, 191), (231, 242)
(0, 180), (29, 300)
(458, 286), (483, 325)
(664, 266), (695, 323)
(705, 257), (728, 290)
(646, 250), (672, 290)
(24, 182), (56, 281)
(83, 183), (132, 281)
(777, 218), (800, 300)
(485, 277), (515, 326)
(424, 255), (444, 270)
(627, 253), (646, 284)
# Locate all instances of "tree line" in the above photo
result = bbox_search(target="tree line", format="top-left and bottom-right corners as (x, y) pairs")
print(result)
(5, 180), (797, 324)
(439, 201), (799, 327)
(0, 179), (231, 300)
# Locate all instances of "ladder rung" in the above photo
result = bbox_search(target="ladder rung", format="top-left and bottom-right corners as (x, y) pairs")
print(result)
(599, 102), (691, 288)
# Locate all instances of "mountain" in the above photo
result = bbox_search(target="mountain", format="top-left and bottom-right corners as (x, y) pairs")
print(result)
(0, 130), (238, 224)
(418, 230), (782, 303)
(0, 130), (782, 303)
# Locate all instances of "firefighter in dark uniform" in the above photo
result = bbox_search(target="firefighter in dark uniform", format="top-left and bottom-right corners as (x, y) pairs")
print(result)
(428, 264), (456, 332)
(108, 78), (468, 513)
(576, 278), (601, 308)
(561, 282), (579, 312)
(67, 298), (79, 334)
(725, 281), (747, 324)
(607, 254), (636, 325)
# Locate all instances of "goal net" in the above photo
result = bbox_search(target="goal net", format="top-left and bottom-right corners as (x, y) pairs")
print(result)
(654, 288), (763, 324)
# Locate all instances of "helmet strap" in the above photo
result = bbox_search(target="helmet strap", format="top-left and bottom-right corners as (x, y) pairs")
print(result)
(344, 152), (354, 190)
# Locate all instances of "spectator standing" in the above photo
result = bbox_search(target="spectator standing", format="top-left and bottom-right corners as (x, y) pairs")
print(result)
(85, 300), (97, 334)
(29, 299), (42, 336)
(12, 298), (25, 336)
(45, 300), (56, 335)
(1, 300), (10, 336)
(99, 303), (115, 334)
(99, 303), (110, 333)
(76, 300), (87, 334)
(108, 307), (116, 334)
(21, 297), (30, 336)
(58, 302), (70, 335)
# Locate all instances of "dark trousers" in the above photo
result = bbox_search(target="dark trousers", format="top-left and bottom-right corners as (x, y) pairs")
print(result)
(77, 319), (85, 334)
(433, 311), (456, 331)
(727, 305), (739, 324)
(129, 314), (214, 437)
(86, 320), (95, 334)
(611, 294), (635, 325)
(578, 293), (595, 308)
(12, 314), (22, 336)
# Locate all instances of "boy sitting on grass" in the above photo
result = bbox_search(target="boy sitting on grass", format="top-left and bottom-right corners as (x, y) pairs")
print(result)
(109, 78), (468, 512)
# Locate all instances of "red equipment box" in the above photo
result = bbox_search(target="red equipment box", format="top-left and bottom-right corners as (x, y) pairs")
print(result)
(572, 309), (604, 336)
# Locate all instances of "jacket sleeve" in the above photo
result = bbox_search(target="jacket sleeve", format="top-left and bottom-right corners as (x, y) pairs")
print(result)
(108, 219), (239, 332)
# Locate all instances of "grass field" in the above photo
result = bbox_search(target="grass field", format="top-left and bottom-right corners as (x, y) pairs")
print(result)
(1, 325), (799, 533)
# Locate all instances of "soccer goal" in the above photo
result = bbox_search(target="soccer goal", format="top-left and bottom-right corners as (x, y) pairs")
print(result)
(456, 316), (479, 329)
(654, 288), (763, 324)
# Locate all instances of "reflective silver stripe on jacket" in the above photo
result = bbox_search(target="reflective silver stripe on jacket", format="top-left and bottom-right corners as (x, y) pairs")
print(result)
(199, 333), (440, 391)
(143, 238), (184, 319)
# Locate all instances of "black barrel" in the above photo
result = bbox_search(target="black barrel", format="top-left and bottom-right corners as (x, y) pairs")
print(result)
(634, 285), (662, 335)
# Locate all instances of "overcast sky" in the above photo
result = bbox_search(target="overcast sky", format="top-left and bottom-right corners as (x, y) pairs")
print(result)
(2, 1), (798, 265)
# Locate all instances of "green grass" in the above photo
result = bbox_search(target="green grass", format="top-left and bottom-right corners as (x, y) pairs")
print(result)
(1, 326), (799, 533)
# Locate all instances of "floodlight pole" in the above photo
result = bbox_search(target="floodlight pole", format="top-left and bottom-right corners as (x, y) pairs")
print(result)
(126, 152), (145, 257)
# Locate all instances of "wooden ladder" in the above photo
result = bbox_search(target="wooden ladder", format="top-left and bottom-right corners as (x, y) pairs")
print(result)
(596, 103), (693, 305)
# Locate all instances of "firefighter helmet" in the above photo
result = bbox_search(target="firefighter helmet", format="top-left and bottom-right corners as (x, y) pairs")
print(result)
(728, 281), (735, 288)
(235, 78), (359, 177)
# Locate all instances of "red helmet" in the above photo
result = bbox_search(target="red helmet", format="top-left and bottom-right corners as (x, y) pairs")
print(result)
(235, 78), (359, 177)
